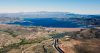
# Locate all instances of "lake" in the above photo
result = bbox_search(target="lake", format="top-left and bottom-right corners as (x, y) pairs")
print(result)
(7, 18), (88, 28)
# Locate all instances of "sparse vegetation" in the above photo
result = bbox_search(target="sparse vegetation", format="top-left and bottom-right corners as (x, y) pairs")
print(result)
(49, 32), (66, 38)
(0, 24), (100, 53)
(1, 30), (18, 37)
(75, 39), (100, 53)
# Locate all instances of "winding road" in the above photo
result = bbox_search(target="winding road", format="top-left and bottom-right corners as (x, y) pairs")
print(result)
(53, 39), (64, 53)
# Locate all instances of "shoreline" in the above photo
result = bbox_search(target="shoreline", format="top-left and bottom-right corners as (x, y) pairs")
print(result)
(46, 27), (83, 32)
(1, 24), (100, 32)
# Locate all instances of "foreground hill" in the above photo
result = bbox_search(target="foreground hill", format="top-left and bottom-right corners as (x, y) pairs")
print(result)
(59, 28), (100, 53)
(0, 24), (100, 53)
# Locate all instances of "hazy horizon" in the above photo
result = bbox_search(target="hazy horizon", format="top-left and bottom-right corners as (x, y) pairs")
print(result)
(0, 0), (100, 14)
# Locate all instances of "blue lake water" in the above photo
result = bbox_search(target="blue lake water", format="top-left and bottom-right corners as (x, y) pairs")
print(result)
(7, 18), (87, 28)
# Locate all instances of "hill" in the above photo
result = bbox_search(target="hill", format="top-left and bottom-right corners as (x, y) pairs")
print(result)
(0, 24), (100, 53)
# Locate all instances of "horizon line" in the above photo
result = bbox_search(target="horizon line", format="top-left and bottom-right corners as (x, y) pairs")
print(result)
(0, 11), (99, 15)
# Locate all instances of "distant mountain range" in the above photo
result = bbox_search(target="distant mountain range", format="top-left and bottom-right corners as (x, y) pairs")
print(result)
(0, 12), (100, 18)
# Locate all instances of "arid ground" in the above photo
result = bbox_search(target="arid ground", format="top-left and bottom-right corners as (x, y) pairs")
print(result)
(0, 24), (100, 53)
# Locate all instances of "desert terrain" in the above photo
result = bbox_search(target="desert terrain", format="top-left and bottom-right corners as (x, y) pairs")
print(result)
(0, 24), (100, 53)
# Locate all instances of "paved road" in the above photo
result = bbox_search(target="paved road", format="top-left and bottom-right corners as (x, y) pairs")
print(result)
(53, 39), (64, 53)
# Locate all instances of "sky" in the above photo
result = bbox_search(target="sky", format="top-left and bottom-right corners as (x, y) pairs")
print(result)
(0, 0), (100, 14)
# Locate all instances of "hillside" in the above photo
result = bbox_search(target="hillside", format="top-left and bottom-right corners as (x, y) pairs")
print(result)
(0, 24), (100, 53)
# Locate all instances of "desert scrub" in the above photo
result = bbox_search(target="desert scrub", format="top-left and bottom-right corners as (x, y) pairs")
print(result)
(19, 39), (32, 45)
(0, 28), (33, 37)
(0, 39), (34, 53)
(31, 36), (50, 43)
(0, 39), (32, 53)
(49, 32), (68, 39)
(0, 29), (18, 37)
(32, 44), (44, 53)
(45, 44), (55, 53)
(0, 43), (21, 53)
(20, 36), (50, 45)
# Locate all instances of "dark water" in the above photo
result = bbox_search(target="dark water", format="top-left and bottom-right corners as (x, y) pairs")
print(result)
(7, 18), (86, 28)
